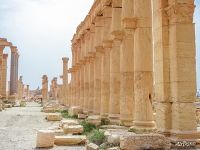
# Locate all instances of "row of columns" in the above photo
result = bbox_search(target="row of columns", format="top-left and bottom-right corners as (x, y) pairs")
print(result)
(60, 0), (197, 139)
(0, 38), (20, 100)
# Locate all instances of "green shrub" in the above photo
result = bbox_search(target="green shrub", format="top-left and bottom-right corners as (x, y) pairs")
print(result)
(88, 129), (106, 145)
(80, 120), (96, 135)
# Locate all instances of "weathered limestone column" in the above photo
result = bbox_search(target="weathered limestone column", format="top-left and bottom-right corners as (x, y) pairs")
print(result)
(83, 31), (90, 113)
(88, 25), (95, 114)
(62, 57), (69, 105)
(88, 56), (95, 113)
(1, 54), (8, 99)
(26, 85), (30, 99)
(152, 0), (171, 134)
(93, 16), (104, 115)
(15, 52), (19, 94)
(10, 46), (17, 96)
(132, 0), (155, 130)
(17, 76), (23, 100)
(109, 1), (122, 123)
(42, 75), (48, 101)
(120, 0), (135, 126)
(0, 46), (5, 97)
(167, 0), (198, 139)
(100, 6), (112, 118)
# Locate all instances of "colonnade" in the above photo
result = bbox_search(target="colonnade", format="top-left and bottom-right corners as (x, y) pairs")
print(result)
(0, 38), (20, 100)
(57, 0), (197, 139)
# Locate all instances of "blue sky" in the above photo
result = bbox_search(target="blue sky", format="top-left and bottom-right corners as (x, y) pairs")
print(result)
(0, 0), (199, 90)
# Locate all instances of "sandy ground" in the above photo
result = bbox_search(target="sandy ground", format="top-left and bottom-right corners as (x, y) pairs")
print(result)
(0, 102), (85, 150)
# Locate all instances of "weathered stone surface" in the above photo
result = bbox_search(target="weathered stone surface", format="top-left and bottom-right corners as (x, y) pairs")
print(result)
(78, 113), (87, 119)
(36, 130), (55, 148)
(108, 134), (120, 145)
(86, 143), (99, 150)
(107, 147), (120, 150)
(46, 113), (62, 121)
(120, 134), (171, 150)
(4, 104), (12, 108)
(63, 125), (83, 134)
(86, 115), (101, 126)
(68, 106), (83, 116)
(54, 135), (86, 146)
(60, 119), (79, 127)
(100, 125), (128, 130)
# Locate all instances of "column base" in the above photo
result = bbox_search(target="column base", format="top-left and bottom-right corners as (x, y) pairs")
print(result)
(109, 114), (120, 125)
(120, 119), (133, 127)
(132, 120), (155, 128)
(101, 113), (109, 119)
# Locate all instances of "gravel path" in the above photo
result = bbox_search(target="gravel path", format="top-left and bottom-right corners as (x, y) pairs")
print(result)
(0, 102), (85, 150)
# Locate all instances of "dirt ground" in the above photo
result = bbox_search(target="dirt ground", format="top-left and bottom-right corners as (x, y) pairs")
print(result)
(0, 102), (85, 150)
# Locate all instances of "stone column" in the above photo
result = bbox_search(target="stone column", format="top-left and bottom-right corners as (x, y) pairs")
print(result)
(1, 54), (8, 99)
(93, 16), (104, 115)
(132, 0), (155, 130)
(0, 46), (5, 97)
(120, 0), (135, 126)
(88, 57), (95, 114)
(152, 0), (171, 134)
(62, 57), (69, 105)
(17, 76), (23, 100)
(15, 52), (19, 94)
(42, 75), (48, 101)
(109, 1), (122, 123)
(88, 25), (95, 114)
(26, 85), (30, 99)
(167, 0), (197, 139)
(10, 46), (17, 96)
(101, 6), (112, 118)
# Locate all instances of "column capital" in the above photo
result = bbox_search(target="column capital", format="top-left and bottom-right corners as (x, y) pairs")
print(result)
(11, 46), (17, 53)
(62, 57), (69, 63)
(165, 1), (195, 24)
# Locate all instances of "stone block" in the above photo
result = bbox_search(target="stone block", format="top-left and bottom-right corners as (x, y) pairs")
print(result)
(120, 134), (171, 150)
(108, 134), (120, 145)
(46, 113), (62, 121)
(107, 147), (120, 150)
(60, 119), (79, 127)
(4, 104), (12, 108)
(86, 143), (99, 150)
(36, 130), (55, 148)
(63, 125), (83, 134)
(78, 113), (87, 119)
(68, 106), (83, 116)
(86, 115), (101, 126)
(171, 102), (197, 131)
(155, 102), (171, 132)
(54, 135), (86, 146)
